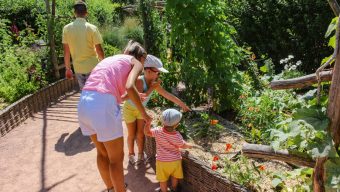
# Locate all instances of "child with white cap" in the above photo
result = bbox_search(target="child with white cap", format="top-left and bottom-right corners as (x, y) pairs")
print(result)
(122, 54), (190, 165)
(144, 108), (192, 192)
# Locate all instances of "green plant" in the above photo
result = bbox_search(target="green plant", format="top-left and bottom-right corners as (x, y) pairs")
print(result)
(271, 168), (313, 191)
(237, 88), (304, 143)
(166, 0), (245, 112)
(102, 17), (144, 49)
(225, 0), (333, 74)
(222, 155), (263, 190)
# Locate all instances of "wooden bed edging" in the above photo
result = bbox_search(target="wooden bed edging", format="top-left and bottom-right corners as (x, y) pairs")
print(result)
(0, 78), (78, 137)
(145, 137), (249, 192)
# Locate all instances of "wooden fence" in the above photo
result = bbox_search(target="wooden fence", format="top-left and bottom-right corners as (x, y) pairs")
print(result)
(0, 78), (78, 137)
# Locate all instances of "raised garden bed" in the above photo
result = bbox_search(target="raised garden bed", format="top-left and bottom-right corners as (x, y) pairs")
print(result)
(145, 108), (306, 191)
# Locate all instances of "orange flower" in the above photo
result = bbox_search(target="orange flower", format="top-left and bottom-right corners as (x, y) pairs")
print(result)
(225, 143), (232, 152)
(259, 165), (265, 171)
(211, 164), (218, 171)
(210, 119), (219, 125)
(239, 94), (246, 99)
(248, 107), (254, 111)
(251, 53), (256, 60)
(213, 156), (219, 161)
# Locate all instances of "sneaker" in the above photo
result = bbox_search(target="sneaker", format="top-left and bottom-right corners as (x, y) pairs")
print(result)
(129, 154), (136, 165)
(136, 152), (147, 164)
(155, 187), (170, 192)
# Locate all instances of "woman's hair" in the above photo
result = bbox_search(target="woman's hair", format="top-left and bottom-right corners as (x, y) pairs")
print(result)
(124, 40), (147, 61)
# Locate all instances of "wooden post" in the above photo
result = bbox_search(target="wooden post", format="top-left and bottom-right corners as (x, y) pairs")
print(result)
(45, 0), (60, 79)
(328, 0), (340, 16)
(327, 36), (340, 152)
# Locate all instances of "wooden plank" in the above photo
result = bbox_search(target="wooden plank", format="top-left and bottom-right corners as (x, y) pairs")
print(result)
(270, 70), (332, 90)
(242, 143), (315, 167)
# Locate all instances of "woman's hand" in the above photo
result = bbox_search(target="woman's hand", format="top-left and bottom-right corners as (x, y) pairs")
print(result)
(142, 112), (152, 125)
(150, 80), (162, 89)
(138, 93), (148, 102)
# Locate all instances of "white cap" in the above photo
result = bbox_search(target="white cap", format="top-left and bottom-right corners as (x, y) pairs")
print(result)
(144, 54), (169, 73)
(162, 109), (182, 126)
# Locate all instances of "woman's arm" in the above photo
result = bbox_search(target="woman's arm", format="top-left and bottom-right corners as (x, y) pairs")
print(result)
(126, 58), (152, 123)
(121, 78), (146, 101)
(144, 121), (152, 137)
(144, 80), (161, 96)
(155, 86), (191, 112)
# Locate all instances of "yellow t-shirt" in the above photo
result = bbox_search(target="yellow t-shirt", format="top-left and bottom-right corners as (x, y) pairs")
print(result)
(62, 18), (103, 74)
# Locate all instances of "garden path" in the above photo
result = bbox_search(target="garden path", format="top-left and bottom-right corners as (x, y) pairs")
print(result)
(0, 92), (160, 192)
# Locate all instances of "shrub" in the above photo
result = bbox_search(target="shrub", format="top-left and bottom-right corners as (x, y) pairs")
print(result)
(102, 17), (144, 49)
(226, 0), (333, 73)
(166, 0), (245, 112)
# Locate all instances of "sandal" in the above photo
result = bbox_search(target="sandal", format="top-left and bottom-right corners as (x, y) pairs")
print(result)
(107, 183), (128, 192)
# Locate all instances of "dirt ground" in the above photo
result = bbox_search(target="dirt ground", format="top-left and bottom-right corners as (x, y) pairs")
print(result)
(0, 92), (160, 192)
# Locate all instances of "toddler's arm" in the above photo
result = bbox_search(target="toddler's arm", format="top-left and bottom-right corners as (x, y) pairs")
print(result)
(181, 141), (193, 149)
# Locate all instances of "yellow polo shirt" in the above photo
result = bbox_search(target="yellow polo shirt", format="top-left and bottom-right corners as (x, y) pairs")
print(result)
(62, 18), (103, 74)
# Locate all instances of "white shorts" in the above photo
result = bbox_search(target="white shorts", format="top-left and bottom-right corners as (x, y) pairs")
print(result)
(78, 90), (123, 142)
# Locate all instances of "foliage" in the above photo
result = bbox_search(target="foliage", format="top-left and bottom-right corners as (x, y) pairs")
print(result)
(187, 112), (225, 140)
(279, 55), (305, 79)
(325, 158), (340, 189)
(271, 168), (313, 191)
(225, 0), (333, 73)
(103, 43), (121, 57)
(237, 88), (304, 143)
(139, 0), (166, 57)
(270, 107), (331, 157)
(0, 19), (48, 103)
(222, 156), (263, 190)
(102, 17), (144, 50)
(166, 0), (245, 112)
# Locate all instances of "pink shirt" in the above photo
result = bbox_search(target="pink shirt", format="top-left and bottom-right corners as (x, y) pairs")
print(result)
(151, 127), (185, 162)
(83, 54), (133, 103)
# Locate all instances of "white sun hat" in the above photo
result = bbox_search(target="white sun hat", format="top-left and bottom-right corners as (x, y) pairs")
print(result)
(144, 54), (169, 73)
(162, 108), (182, 126)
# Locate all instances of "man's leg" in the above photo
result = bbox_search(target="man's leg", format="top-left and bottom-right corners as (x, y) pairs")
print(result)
(75, 73), (90, 90)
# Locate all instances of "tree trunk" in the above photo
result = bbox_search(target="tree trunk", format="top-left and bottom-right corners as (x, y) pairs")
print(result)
(270, 71), (333, 90)
(328, 0), (340, 16)
(45, 0), (60, 79)
(242, 143), (315, 167)
(327, 39), (340, 153)
(313, 157), (327, 192)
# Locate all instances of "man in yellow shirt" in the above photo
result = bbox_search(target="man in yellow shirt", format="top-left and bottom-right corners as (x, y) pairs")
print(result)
(62, 0), (105, 89)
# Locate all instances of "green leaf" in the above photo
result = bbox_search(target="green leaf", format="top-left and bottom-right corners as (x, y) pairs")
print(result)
(321, 54), (335, 65)
(271, 178), (282, 188)
(325, 158), (340, 188)
(309, 135), (336, 158)
(325, 17), (338, 38)
(329, 36), (336, 48)
(260, 65), (268, 73)
(293, 108), (329, 131)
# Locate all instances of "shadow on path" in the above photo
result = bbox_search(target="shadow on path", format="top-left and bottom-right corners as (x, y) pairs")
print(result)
(124, 161), (158, 192)
(55, 128), (94, 156)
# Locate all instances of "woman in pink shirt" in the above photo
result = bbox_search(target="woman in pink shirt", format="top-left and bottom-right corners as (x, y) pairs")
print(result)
(78, 41), (152, 192)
